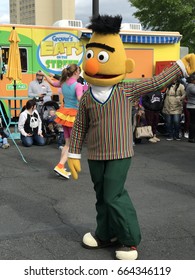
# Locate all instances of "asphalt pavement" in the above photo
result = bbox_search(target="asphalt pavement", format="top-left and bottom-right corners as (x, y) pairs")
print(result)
(0, 135), (194, 260)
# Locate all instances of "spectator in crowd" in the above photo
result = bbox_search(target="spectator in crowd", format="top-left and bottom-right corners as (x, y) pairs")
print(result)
(18, 99), (46, 147)
(132, 99), (145, 144)
(28, 71), (52, 103)
(142, 90), (164, 143)
(162, 79), (186, 141)
(180, 77), (190, 138)
(185, 73), (195, 143)
(183, 96), (190, 138)
(0, 128), (10, 149)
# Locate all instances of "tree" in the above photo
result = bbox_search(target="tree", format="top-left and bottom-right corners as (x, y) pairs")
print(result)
(128, 0), (195, 52)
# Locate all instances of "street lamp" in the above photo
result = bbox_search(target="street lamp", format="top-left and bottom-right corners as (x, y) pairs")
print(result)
(92, 0), (99, 17)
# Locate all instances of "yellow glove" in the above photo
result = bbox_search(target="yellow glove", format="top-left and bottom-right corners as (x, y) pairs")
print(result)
(181, 53), (195, 75)
(68, 158), (81, 180)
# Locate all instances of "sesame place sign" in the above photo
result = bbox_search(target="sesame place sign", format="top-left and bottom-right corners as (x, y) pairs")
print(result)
(37, 32), (84, 74)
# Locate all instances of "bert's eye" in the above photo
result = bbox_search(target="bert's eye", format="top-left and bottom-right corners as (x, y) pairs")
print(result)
(86, 50), (94, 60)
(98, 51), (109, 63)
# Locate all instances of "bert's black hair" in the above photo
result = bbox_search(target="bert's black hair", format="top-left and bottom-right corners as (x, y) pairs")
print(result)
(88, 14), (122, 34)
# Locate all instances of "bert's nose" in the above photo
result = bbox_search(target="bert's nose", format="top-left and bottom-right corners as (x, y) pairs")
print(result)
(84, 58), (99, 76)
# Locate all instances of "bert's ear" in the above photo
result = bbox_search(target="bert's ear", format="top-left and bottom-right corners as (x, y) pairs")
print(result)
(126, 58), (135, 73)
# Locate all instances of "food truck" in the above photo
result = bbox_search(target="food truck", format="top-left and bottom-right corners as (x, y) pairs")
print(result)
(0, 21), (182, 118)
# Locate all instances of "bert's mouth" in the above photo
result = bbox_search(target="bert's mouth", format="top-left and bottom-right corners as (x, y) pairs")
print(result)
(85, 73), (119, 79)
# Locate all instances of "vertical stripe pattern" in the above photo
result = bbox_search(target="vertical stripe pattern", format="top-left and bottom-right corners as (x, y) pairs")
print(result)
(69, 63), (183, 160)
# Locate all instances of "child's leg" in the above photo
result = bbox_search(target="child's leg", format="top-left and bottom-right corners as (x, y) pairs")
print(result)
(3, 137), (8, 145)
(2, 137), (10, 148)
(53, 126), (72, 178)
(57, 132), (64, 148)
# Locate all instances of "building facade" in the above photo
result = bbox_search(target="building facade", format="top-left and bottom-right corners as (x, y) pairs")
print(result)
(9, 0), (75, 26)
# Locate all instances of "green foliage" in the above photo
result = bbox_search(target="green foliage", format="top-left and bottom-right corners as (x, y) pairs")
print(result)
(128, 0), (195, 52)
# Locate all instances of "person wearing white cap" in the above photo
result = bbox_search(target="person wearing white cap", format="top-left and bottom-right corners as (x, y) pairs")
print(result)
(28, 71), (52, 103)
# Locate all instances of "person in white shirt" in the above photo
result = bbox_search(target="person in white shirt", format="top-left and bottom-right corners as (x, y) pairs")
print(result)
(28, 71), (52, 103)
(18, 99), (46, 147)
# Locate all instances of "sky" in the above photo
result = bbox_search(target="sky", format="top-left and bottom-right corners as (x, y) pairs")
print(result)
(0, 0), (138, 25)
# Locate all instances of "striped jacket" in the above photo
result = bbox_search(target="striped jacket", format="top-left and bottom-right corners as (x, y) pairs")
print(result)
(69, 63), (182, 160)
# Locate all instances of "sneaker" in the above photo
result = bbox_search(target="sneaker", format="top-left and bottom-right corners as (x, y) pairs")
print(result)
(54, 166), (70, 179)
(166, 137), (173, 141)
(58, 146), (64, 150)
(175, 138), (181, 141)
(153, 136), (160, 142)
(55, 168), (71, 177)
(115, 245), (138, 260)
(66, 171), (71, 176)
(149, 137), (157, 143)
(184, 132), (189, 139)
(2, 143), (10, 149)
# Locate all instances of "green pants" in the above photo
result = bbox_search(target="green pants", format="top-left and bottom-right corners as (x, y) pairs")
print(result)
(88, 158), (141, 246)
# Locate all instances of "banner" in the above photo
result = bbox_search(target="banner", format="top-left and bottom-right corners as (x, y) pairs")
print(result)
(0, 260), (194, 280)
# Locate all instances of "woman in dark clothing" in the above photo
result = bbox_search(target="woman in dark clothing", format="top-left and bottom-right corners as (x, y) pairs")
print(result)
(142, 90), (164, 143)
(186, 73), (195, 143)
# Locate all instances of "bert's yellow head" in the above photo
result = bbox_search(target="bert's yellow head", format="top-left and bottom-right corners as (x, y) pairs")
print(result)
(83, 15), (135, 87)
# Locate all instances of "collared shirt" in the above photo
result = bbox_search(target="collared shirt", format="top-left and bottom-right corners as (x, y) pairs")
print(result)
(28, 80), (52, 101)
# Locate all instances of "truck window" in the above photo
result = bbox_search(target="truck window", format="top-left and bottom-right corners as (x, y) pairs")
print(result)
(1, 47), (27, 73)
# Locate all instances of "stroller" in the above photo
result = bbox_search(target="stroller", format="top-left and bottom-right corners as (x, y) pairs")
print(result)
(39, 100), (63, 145)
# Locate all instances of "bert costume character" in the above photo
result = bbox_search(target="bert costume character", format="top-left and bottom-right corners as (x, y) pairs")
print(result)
(68, 15), (195, 260)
